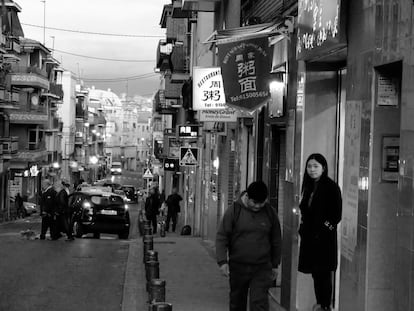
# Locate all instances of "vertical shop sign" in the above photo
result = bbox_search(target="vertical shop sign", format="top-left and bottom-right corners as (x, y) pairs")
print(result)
(341, 101), (361, 261)
(193, 67), (226, 110)
(217, 36), (271, 111)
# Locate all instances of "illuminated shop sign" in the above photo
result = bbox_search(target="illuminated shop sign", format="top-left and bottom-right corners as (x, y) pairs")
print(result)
(296, 0), (346, 60)
(177, 125), (199, 138)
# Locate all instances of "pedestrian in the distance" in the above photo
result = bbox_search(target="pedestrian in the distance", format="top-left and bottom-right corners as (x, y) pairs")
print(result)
(216, 180), (282, 311)
(298, 153), (342, 311)
(56, 179), (74, 241)
(165, 187), (182, 233)
(14, 193), (24, 218)
(144, 187), (161, 234)
(39, 179), (58, 240)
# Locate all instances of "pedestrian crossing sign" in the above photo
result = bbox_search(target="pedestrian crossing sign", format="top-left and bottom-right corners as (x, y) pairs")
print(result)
(143, 168), (153, 179)
(180, 147), (199, 166)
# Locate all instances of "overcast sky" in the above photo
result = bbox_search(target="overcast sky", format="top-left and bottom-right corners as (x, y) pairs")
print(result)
(16, 0), (170, 98)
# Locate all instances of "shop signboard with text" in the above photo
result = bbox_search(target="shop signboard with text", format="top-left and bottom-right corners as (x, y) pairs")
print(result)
(199, 108), (238, 122)
(193, 67), (226, 110)
(297, 0), (347, 60)
(217, 36), (271, 111)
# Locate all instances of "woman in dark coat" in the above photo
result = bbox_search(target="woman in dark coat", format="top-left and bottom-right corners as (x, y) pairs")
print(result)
(298, 153), (342, 311)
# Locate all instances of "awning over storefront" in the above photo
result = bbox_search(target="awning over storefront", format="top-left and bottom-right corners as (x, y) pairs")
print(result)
(203, 19), (293, 45)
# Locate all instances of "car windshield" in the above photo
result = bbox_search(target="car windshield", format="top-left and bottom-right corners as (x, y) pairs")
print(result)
(90, 195), (124, 206)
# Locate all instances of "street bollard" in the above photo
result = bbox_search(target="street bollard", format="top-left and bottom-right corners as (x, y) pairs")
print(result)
(145, 260), (160, 292)
(159, 221), (166, 237)
(145, 260), (160, 281)
(143, 224), (153, 236)
(148, 279), (166, 304)
(148, 302), (172, 311)
(143, 235), (154, 263)
(145, 250), (158, 264)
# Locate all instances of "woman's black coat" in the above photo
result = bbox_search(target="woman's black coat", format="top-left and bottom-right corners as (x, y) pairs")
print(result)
(298, 176), (342, 273)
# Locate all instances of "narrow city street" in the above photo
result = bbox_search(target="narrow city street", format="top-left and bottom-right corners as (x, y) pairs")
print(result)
(0, 202), (140, 311)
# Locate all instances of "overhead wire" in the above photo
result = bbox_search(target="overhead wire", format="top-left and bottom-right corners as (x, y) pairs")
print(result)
(81, 73), (159, 82)
(21, 23), (165, 38)
(53, 48), (155, 62)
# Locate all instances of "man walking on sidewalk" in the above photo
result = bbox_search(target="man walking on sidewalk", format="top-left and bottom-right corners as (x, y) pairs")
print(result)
(165, 187), (182, 233)
(216, 181), (282, 311)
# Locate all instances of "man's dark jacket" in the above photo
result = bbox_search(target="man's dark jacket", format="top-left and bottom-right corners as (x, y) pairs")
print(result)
(145, 193), (161, 217)
(56, 189), (69, 215)
(40, 186), (57, 216)
(216, 197), (282, 268)
(166, 193), (182, 214)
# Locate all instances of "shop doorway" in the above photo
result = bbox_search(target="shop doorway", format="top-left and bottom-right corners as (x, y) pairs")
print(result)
(298, 65), (346, 311)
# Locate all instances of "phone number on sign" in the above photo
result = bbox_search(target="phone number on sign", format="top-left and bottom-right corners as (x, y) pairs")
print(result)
(230, 91), (268, 102)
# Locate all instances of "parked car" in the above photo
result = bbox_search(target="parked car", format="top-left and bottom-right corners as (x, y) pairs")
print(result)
(110, 161), (122, 175)
(114, 189), (129, 202)
(93, 179), (122, 192)
(22, 202), (38, 216)
(9, 198), (38, 217)
(69, 188), (130, 239)
(121, 185), (137, 203)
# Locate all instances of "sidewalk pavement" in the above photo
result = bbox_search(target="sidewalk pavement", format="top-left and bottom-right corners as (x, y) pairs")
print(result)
(123, 232), (228, 311)
(122, 231), (286, 311)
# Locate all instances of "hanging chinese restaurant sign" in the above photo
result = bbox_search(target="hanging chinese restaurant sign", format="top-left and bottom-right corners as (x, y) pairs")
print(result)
(217, 36), (271, 111)
(296, 0), (346, 60)
(193, 67), (226, 110)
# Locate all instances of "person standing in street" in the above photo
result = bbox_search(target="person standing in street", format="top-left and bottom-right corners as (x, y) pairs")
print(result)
(298, 153), (342, 311)
(39, 179), (58, 240)
(144, 186), (161, 234)
(216, 180), (282, 311)
(14, 193), (24, 218)
(165, 187), (182, 233)
(56, 179), (74, 241)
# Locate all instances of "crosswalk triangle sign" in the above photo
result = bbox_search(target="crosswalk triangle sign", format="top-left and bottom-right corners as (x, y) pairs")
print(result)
(143, 168), (153, 179)
(180, 148), (199, 166)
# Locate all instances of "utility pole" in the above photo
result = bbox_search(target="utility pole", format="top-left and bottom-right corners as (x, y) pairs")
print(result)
(41, 0), (46, 45)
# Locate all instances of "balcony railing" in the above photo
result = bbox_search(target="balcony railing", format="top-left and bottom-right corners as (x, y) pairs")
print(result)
(10, 65), (47, 77)
(9, 65), (49, 89)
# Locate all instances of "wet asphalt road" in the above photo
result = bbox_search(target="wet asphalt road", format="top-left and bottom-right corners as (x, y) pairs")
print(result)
(0, 202), (141, 311)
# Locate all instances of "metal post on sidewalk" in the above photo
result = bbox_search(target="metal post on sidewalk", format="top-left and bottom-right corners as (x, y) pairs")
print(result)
(148, 279), (166, 304)
(149, 302), (172, 311)
(143, 234), (154, 263)
(145, 260), (160, 292)
(145, 250), (158, 264)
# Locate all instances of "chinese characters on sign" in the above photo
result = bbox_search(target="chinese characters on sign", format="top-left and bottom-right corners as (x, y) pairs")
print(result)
(178, 125), (199, 138)
(193, 67), (226, 110)
(218, 36), (271, 111)
(297, 0), (345, 59)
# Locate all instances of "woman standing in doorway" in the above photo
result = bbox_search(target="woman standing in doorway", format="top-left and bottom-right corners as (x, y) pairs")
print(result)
(298, 153), (342, 311)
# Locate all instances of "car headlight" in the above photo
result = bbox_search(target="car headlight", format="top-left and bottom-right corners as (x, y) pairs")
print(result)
(124, 204), (129, 210)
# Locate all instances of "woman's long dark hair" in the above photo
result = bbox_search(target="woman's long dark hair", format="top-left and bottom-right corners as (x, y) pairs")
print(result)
(301, 153), (328, 194)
